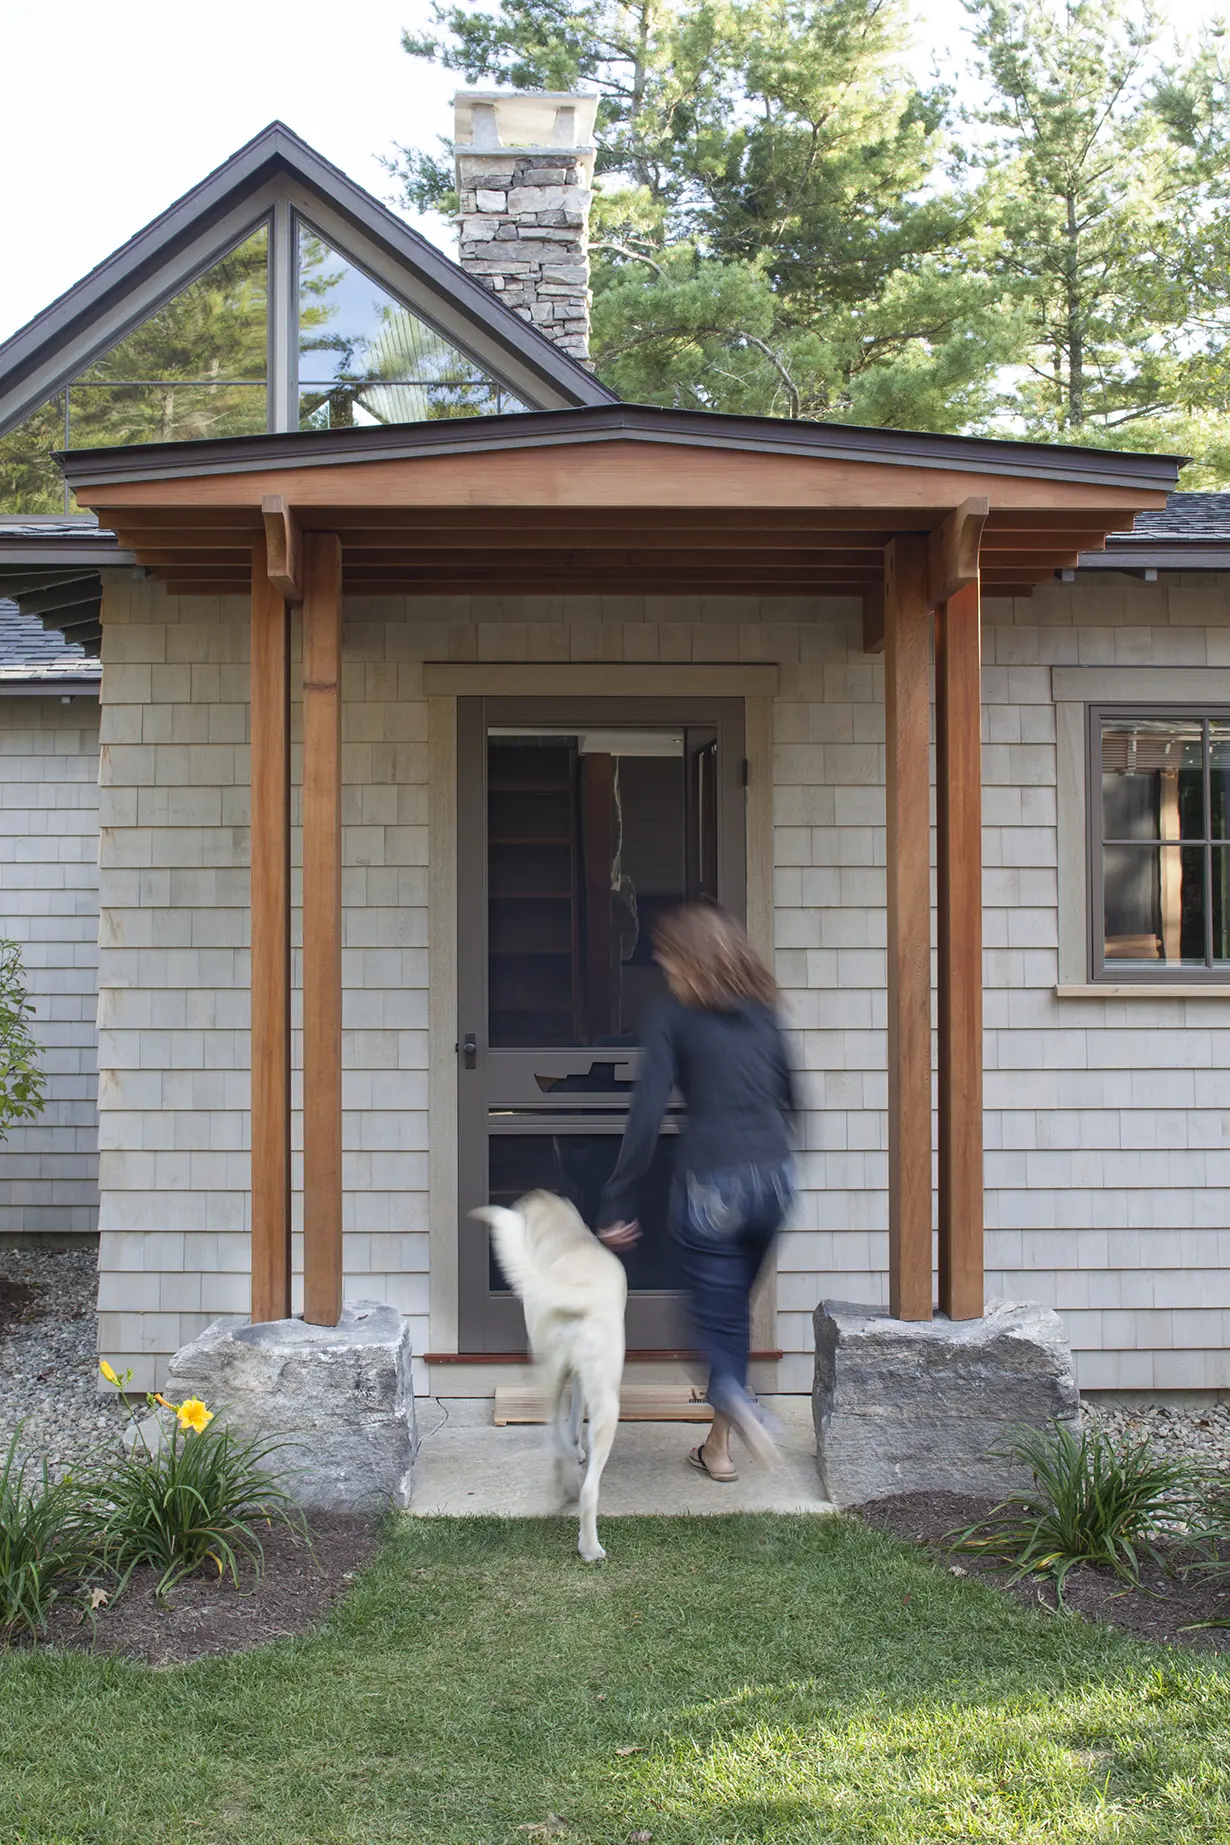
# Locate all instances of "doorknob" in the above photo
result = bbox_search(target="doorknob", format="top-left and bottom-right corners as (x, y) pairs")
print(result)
(462, 1033), (477, 1069)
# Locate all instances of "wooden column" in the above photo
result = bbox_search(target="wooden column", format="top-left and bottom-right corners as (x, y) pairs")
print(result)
(302, 531), (344, 1325)
(935, 577), (984, 1319)
(249, 531), (292, 1324)
(883, 536), (934, 1320)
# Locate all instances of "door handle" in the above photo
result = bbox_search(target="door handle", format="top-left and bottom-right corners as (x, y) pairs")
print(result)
(462, 1033), (477, 1070)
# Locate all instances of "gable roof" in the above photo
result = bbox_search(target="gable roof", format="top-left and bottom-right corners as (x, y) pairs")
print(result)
(0, 121), (616, 438)
(57, 401), (1183, 494)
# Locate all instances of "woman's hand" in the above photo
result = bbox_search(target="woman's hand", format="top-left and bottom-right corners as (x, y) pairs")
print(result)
(597, 1220), (642, 1250)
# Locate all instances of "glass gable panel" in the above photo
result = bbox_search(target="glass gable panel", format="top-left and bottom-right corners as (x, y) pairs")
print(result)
(0, 393), (68, 513)
(68, 226), (268, 450)
(0, 227), (268, 511)
(298, 224), (526, 427)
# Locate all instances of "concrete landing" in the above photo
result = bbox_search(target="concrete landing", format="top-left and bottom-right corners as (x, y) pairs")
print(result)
(409, 1395), (835, 1517)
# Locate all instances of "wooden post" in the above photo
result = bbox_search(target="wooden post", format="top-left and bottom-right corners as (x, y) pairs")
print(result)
(935, 577), (985, 1319)
(249, 531), (292, 1324)
(883, 536), (933, 1320)
(302, 531), (344, 1325)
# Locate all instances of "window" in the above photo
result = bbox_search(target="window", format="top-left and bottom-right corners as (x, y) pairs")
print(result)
(0, 226), (269, 513)
(297, 225), (526, 428)
(1090, 708), (1230, 979)
(0, 212), (531, 513)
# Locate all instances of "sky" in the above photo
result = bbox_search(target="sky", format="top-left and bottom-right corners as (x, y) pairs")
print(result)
(0, 0), (1224, 346)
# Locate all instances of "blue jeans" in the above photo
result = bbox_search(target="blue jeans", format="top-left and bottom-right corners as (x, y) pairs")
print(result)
(672, 1158), (795, 1417)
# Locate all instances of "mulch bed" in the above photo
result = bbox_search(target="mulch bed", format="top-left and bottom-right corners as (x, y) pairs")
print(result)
(34, 1515), (382, 1667)
(855, 1490), (1230, 1654)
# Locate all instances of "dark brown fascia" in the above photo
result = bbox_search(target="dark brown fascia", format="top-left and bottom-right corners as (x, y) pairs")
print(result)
(56, 402), (1186, 494)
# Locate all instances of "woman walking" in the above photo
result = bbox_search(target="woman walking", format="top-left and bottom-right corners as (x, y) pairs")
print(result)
(597, 903), (795, 1479)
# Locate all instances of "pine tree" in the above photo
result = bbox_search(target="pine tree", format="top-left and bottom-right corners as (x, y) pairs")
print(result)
(968, 0), (1230, 469)
(392, 0), (1009, 425)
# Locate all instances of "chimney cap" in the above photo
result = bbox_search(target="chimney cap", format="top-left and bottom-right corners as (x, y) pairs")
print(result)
(453, 90), (599, 157)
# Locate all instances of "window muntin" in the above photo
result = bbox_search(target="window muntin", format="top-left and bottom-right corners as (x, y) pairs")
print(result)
(1093, 709), (1230, 977)
(297, 224), (526, 428)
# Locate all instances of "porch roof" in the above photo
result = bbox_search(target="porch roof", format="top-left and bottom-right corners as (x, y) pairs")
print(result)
(59, 404), (1183, 601)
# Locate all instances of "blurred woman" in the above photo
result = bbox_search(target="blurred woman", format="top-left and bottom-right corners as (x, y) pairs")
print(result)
(597, 904), (795, 1480)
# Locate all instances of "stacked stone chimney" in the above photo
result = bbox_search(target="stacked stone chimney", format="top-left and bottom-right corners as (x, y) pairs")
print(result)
(454, 92), (597, 366)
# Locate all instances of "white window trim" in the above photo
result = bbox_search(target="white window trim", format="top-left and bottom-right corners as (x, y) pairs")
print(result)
(1051, 666), (1230, 997)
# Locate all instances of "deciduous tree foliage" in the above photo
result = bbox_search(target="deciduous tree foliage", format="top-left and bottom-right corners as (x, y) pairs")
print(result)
(393, 0), (1230, 477)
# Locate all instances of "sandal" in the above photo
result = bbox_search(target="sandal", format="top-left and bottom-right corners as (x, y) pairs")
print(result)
(687, 1442), (738, 1483)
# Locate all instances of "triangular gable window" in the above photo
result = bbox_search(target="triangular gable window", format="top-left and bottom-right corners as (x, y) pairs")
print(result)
(298, 224), (526, 428)
(0, 226), (268, 512)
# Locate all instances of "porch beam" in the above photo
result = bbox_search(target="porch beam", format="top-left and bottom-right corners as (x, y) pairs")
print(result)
(935, 576), (985, 1319)
(884, 535), (933, 1320)
(301, 531), (344, 1326)
(249, 531), (292, 1325)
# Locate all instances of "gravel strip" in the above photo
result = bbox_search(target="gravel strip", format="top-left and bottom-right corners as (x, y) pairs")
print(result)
(1083, 1397), (1230, 1476)
(0, 1245), (127, 1477)
(1, 1245), (1228, 1484)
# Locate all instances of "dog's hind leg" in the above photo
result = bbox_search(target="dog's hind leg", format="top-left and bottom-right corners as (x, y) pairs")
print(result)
(577, 1386), (619, 1562)
(567, 1374), (586, 1463)
(543, 1358), (581, 1509)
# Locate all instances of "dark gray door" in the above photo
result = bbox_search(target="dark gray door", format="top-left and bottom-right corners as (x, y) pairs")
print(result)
(456, 696), (747, 1352)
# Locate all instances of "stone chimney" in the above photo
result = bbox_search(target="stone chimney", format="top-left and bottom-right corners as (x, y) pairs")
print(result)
(454, 91), (598, 366)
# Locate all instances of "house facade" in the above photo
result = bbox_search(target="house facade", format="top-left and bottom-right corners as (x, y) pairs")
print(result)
(2, 98), (1230, 1398)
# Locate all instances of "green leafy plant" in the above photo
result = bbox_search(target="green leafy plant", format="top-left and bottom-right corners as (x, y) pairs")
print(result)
(955, 1420), (1210, 1603)
(0, 939), (46, 1141)
(0, 1429), (98, 1642)
(98, 1366), (306, 1594)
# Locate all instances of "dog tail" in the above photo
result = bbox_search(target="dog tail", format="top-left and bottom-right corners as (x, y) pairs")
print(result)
(471, 1205), (537, 1296)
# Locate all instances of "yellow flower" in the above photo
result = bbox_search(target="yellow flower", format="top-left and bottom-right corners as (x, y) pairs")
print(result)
(176, 1398), (215, 1435)
(153, 1393), (176, 1410)
(99, 1360), (119, 1386)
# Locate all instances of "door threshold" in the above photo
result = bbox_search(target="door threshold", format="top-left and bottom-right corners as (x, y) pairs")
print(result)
(425, 1349), (784, 1365)
(495, 1381), (715, 1425)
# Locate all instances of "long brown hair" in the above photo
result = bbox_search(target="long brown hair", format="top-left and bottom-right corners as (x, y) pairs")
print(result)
(652, 903), (777, 1011)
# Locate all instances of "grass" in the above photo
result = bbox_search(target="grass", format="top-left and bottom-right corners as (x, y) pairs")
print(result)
(3, 1514), (1229, 1844)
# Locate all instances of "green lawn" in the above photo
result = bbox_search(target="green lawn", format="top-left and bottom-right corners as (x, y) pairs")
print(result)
(4, 1514), (1228, 1844)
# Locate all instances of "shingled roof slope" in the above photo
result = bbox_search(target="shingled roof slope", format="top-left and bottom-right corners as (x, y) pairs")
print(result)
(1131, 492), (1230, 536)
(0, 599), (101, 682)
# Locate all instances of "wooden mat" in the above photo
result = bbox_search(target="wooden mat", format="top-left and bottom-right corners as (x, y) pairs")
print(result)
(493, 1382), (714, 1426)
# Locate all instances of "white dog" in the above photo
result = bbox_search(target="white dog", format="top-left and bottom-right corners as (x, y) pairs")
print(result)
(473, 1190), (626, 1561)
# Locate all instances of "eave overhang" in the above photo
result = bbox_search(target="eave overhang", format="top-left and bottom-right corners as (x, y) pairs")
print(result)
(57, 402), (1185, 494)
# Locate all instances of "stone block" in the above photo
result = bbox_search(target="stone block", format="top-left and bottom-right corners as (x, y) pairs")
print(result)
(812, 1298), (1080, 1504)
(165, 1301), (417, 1513)
(474, 189), (507, 211)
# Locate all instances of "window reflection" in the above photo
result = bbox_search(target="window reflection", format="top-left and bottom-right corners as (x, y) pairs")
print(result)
(0, 228), (269, 511)
(298, 226), (526, 427)
(1099, 714), (1230, 972)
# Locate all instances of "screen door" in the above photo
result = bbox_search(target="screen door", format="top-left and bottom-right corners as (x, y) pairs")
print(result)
(456, 696), (746, 1351)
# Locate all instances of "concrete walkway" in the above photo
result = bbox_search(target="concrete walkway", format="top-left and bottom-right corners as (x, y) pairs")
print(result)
(409, 1395), (835, 1516)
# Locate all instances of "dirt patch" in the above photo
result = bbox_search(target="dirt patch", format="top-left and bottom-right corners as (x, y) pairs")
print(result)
(0, 1275), (42, 1335)
(35, 1515), (382, 1666)
(855, 1490), (1230, 1654)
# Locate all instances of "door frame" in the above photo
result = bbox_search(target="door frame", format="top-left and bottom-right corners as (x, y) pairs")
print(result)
(424, 664), (777, 1370)
(456, 694), (746, 1354)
